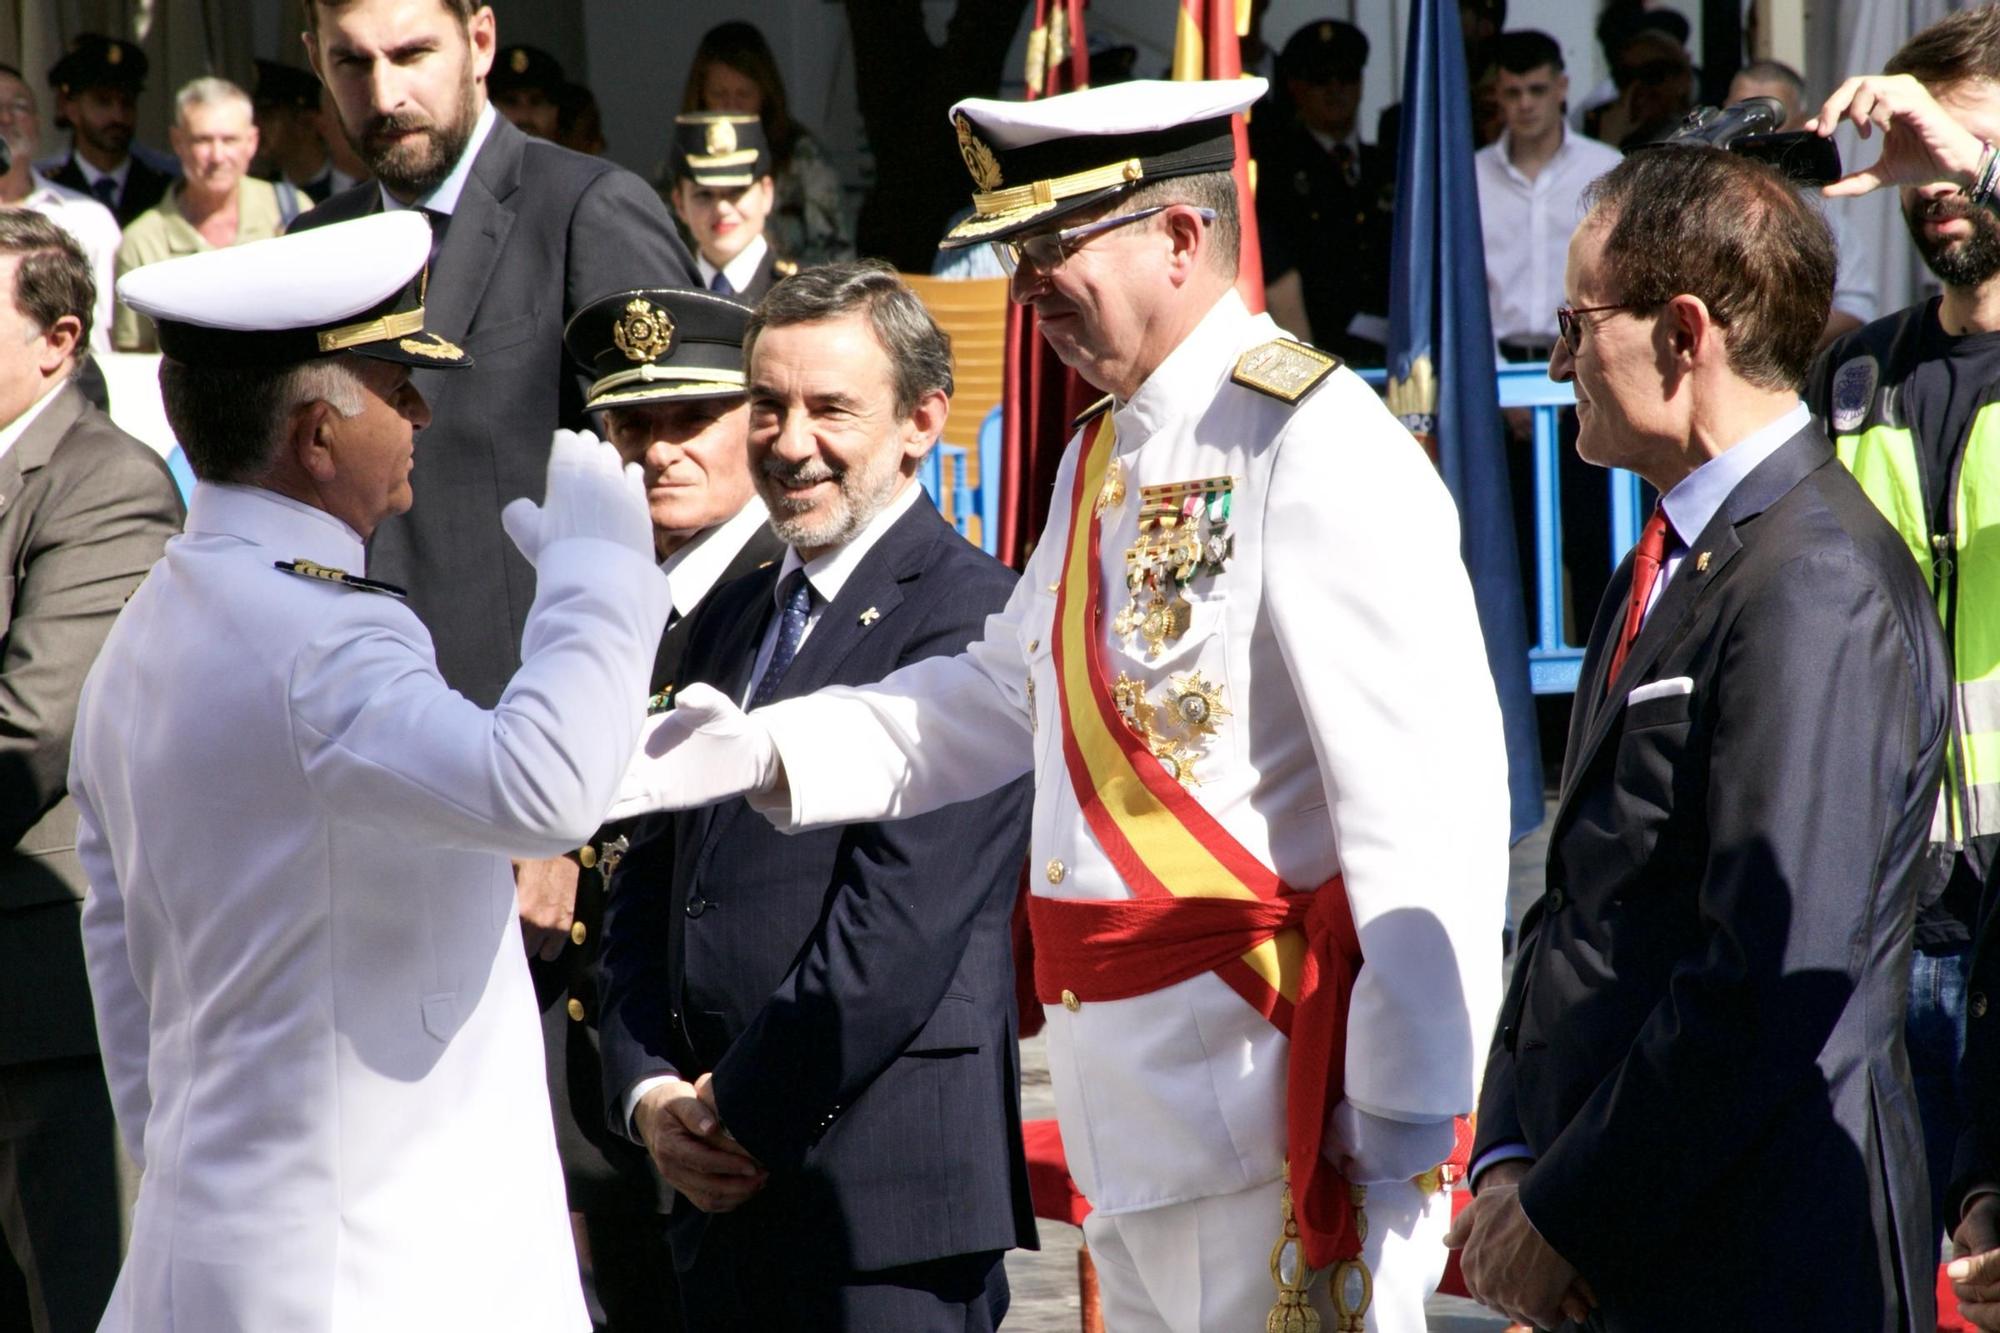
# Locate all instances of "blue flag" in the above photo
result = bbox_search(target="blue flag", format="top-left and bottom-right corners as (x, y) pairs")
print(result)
(1385, 0), (1544, 841)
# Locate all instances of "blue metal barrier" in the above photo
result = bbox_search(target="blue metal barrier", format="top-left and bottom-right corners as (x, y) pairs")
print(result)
(917, 404), (1006, 556)
(1357, 363), (1642, 695)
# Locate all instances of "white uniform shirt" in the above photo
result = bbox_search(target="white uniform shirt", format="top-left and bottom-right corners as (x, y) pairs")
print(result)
(18, 170), (120, 355)
(754, 291), (1510, 1215)
(1474, 128), (1624, 345)
(72, 483), (670, 1332)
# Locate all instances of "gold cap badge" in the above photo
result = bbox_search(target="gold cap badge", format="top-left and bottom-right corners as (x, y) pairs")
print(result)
(705, 118), (738, 156)
(510, 48), (529, 73)
(106, 43), (122, 65)
(612, 298), (674, 363)
(954, 114), (1003, 192)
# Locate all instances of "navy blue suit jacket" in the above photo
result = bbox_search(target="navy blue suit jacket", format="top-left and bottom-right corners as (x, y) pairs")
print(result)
(600, 495), (1037, 1276)
(1475, 429), (1948, 1331)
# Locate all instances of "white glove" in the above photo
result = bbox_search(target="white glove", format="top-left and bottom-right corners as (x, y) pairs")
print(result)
(606, 683), (781, 820)
(1323, 1100), (1456, 1186)
(501, 429), (652, 564)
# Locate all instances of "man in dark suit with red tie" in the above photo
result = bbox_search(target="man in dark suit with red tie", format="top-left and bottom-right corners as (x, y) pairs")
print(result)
(1447, 145), (1951, 1331)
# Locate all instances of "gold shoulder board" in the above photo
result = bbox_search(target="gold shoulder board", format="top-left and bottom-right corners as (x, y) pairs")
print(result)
(1071, 393), (1115, 431)
(773, 258), (799, 277)
(274, 559), (408, 599)
(1231, 338), (1341, 405)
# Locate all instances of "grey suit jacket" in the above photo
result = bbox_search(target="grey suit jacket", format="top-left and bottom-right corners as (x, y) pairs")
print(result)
(0, 384), (182, 1066)
(292, 115), (696, 706)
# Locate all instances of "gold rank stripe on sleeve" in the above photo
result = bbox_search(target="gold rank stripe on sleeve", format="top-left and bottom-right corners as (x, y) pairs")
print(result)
(1050, 414), (1310, 1028)
(273, 560), (409, 598)
(1230, 338), (1339, 404)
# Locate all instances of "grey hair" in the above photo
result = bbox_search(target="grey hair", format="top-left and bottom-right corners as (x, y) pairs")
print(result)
(745, 260), (952, 417)
(1121, 170), (1242, 276)
(174, 76), (252, 129)
(161, 356), (366, 484)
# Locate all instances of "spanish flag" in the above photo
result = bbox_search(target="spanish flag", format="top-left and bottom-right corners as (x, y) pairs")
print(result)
(1171, 0), (1265, 305)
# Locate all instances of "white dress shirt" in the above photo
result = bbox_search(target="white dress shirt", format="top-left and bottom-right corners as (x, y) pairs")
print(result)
(1474, 127), (1624, 345)
(19, 171), (120, 355)
(695, 233), (769, 297)
(657, 498), (772, 608)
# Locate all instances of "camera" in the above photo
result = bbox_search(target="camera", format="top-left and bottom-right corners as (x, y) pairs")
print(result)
(1655, 96), (1843, 186)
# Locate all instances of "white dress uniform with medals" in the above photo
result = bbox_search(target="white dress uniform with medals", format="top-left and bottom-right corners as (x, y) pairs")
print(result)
(72, 214), (672, 1333)
(620, 81), (1509, 1332)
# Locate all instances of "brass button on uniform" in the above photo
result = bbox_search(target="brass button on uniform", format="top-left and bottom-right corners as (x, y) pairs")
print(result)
(1028, 638), (1040, 652)
(566, 998), (586, 1022)
(578, 844), (598, 869)
(569, 921), (587, 946)
(1046, 859), (1067, 885)
(1061, 989), (1081, 1012)
(1973, 991), (1990, 1020)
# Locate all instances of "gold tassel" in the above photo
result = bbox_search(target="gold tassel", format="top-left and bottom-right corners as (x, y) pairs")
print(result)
(1266, 1163), (1322, 1333)
(1330, 1184), (1373, 1333)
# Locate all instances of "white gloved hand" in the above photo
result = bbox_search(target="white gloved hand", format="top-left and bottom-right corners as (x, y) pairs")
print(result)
(606, 683), (781, 821)
(1323, 1100), (1456, 1186)
(501, 429), (652, 564)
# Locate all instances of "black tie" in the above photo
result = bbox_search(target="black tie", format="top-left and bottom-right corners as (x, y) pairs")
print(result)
(708, 268), (735, 296)
(90, 176), (118, 210)
(750, 571), (813, 709)
(420, 208), (451, 271)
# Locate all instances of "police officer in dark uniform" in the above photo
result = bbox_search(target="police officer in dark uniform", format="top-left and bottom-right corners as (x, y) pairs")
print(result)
(667, 114), (798, 304)
(41, 35), (174, 229)
(490, 45), (567, 142)
(1254, 20), (1393, 364)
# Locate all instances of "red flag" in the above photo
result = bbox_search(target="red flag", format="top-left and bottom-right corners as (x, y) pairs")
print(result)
(1172, 0), (1265, 309)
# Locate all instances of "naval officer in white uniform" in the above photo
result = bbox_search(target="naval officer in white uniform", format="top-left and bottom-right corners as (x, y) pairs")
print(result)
(611, 81), (1509, 1332)
(70, 210), (672, 1333)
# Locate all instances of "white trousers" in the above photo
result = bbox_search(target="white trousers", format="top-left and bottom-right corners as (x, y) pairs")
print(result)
(1081, 1176), (1448, 1333)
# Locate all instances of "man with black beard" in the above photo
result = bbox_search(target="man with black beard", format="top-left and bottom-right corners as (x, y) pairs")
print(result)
(289, 3), (695, 1328)
(1807, 2), (2000, 1265)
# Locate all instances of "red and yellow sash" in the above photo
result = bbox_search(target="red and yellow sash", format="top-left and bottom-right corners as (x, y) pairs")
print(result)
(1039, 414), (1365, 1268)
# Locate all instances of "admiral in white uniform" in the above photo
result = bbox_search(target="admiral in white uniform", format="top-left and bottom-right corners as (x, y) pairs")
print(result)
(612, 81), (1509, 1332)
(71, 212), (672, 1333)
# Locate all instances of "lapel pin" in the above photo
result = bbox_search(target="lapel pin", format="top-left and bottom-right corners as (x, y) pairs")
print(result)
(858, 607), (881, 626)
(1695, 551), (1711, 573)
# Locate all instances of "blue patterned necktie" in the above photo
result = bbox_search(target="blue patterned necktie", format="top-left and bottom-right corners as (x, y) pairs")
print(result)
(708, 267), (735, 296)
(750, 570), (814, 708)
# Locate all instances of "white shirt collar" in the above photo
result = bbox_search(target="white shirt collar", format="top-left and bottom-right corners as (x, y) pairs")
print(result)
(1494, 125), (1574, 181)
(695, 233), (768, 294)
(0, 379), (69, 464)
(72, 153), (130, 191)
(1660, 401), (1811, 549)
(379, 101), (497, 216)
(772, 476), (924, 609)
(659, 499), (771, 613)
(184, 482), (368, 574)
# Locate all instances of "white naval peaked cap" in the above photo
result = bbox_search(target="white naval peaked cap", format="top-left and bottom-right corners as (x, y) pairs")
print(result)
(941, 77), (1266, 247)
(116, 211), (470, 369)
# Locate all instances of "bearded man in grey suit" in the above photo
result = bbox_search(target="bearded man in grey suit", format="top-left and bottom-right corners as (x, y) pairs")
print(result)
(0, 211), (181, 1333)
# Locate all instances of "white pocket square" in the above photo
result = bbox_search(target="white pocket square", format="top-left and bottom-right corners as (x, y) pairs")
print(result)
(1628, 676), (1693, 705)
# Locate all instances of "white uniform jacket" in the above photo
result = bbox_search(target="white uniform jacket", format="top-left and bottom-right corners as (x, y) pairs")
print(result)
(758, 292), (1510, 1216)
(71, 483), (671, 1333)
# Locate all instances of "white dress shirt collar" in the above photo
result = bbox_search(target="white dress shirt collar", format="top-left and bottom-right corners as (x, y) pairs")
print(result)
(1659, 401), (1811, 551)
(1492, 124), (1576, 185)
(185, 483), (368, 574)
(695, 233), (769, 295)
(0, 379), (68, 466)
(379, 102), (497, 216)
(772, 474), (924, 609)
(659, 499), (771, 612)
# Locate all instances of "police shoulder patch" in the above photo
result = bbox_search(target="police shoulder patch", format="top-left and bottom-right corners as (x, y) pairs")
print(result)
(275, 559), (408, 599)
(1071, 393), (1115, 431)
(1231, 338), (1340, 404)
(1830, 356), (1879, 434)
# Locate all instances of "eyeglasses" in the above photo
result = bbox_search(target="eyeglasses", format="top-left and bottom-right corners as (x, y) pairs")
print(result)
(1555, 301), (1646, 356)
(992, 204), (1218, 277)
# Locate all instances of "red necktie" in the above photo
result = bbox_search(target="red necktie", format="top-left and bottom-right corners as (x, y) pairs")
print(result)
(1605, 506), (1669, 693)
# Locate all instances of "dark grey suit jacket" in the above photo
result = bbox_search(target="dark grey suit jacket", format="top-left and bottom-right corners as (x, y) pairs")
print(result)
(0, 384), (181, 1067)
(291, 114), (696, 706)
(1475, 428), (1948, 1331)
